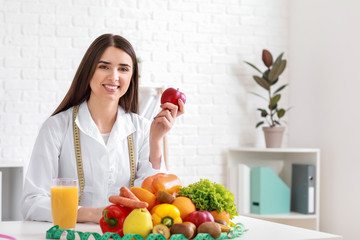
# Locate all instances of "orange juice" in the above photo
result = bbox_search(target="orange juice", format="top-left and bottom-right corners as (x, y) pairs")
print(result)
(51, 186), (78, 229)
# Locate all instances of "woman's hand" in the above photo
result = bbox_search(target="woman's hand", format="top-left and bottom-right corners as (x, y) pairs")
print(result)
(151, 99), (185, 141)
(149, 99), (185, 169)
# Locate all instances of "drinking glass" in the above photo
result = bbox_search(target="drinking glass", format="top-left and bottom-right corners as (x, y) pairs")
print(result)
(51, 178), (78, 229)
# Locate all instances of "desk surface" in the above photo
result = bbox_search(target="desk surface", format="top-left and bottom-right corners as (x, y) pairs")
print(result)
(0, 216), (342, 240)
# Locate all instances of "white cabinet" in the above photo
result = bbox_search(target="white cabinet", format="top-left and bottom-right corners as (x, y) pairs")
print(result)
(227, 148), (320, 230)
(0, 162), (24, 221)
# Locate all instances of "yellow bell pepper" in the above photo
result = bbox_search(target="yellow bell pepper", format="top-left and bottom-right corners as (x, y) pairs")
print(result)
(151, 203), (182, 228)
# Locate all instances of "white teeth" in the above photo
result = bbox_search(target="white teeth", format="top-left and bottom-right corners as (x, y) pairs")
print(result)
(104, 85), (118, 90)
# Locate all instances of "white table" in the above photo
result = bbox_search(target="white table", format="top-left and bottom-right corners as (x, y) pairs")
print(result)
(0, 216), (342, 240)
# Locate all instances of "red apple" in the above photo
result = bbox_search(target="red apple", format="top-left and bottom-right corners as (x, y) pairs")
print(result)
(161, 88), (186, 107)
(183, 210), (214, 228)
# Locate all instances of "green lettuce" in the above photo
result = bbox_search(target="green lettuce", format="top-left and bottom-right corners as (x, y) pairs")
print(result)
(177, 179), (238, 218)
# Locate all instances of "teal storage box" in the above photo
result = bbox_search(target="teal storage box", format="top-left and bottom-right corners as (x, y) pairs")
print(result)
(251, 167), (290, 214)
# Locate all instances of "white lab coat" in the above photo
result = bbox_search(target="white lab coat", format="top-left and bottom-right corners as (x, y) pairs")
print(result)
(21, 101), (159, 222)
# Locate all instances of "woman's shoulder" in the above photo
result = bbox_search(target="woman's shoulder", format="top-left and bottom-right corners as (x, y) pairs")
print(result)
(34, 107), (74, 146)
(128, 112), (151, 128)
(41, 107), (73, 133)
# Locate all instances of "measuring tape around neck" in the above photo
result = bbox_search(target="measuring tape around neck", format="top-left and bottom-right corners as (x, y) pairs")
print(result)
(127, 133), (136, 187)
(73, 105), (85, 204)
(72, 104), (137, 204)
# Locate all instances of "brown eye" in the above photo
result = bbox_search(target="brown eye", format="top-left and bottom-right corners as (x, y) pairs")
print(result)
(119, 67), (129, 72)
(99, 65), (109, 69)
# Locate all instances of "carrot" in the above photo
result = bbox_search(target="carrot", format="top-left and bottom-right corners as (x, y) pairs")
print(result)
(120, 186), (140, 201)
(109, 195), (149, 209)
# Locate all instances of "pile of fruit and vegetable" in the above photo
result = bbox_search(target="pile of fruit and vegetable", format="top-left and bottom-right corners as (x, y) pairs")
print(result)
(100, 173), (244, 239)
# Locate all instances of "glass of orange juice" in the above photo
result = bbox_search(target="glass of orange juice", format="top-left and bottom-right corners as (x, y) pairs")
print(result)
(51, 178), (79, 229)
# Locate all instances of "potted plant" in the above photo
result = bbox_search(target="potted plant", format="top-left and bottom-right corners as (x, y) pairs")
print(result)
(245, 49), (288, 148)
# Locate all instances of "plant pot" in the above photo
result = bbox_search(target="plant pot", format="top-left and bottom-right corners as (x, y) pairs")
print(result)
(262, 126), (285, 148)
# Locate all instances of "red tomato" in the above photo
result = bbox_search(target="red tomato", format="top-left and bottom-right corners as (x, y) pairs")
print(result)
(161, 88), (186, 107)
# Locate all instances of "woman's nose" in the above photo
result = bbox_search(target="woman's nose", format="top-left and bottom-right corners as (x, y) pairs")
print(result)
(109, 70), (119, 81)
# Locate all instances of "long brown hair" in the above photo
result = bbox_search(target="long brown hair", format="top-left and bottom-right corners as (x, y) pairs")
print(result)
(52, 34), (139, 116)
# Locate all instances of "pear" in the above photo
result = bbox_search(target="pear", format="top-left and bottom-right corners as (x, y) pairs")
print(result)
(123, 208), (153, 238)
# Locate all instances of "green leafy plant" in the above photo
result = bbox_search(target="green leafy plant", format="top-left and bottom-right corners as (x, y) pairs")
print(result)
(245, 49), (288, 128)
(177, 179), (238, 218)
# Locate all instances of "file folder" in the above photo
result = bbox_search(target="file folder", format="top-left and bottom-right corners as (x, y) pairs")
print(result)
(291, 164), (316, 214)
(250, 167), (290, 214)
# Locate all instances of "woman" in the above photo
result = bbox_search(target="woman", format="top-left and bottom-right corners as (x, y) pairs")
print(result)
(21, 34), (184, 223)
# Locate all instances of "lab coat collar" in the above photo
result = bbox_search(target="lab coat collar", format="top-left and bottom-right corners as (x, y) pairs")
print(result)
(111, 106), (136, 142)
(75, 101), (136, 146)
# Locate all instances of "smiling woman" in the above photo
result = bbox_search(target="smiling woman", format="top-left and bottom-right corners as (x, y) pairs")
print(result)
(90, 48), (133, 101)
(52, 34), (140, 115)
(20, 33), (185, 224)
(88, 46), (134, 133)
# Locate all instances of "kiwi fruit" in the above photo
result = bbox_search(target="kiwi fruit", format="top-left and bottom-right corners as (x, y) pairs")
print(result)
(215, 222), (231, 233)
(182, 222), (197, 238)
(157, 190), (175, 204)
(197, 222), (221, 239)
(170, 223), (195, 239)
(214, 219), (228, 226)
(153, 224), (171, 239)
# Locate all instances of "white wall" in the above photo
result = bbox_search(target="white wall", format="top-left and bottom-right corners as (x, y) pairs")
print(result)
(289, 0), (360, 238)
(0, 0), (288, 187)
(1, 0), (357, 237)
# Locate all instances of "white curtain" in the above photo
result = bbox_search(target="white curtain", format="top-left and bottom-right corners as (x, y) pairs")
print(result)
(139, 87), (162, 120)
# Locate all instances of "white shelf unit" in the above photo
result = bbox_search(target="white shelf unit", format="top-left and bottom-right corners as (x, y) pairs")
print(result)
(0, 161), (24, 221)
(227, 148), (320, 230)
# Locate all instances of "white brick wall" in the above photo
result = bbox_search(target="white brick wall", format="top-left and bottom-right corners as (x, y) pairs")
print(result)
(0, 0), (289, 186)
